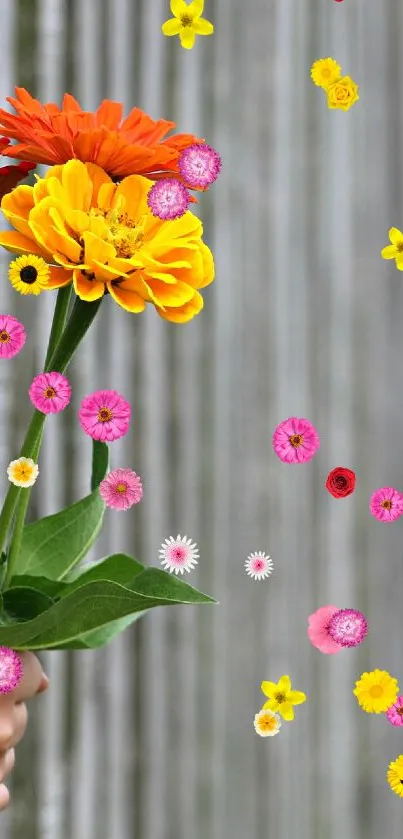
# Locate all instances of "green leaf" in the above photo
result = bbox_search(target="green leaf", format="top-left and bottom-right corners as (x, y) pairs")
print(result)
(54, 614), (148, 649)
(0, 572), (216, 650)
(13, 440), (109, 582)
(64, 553), (144, 591)
(91, 441), (109, 492)
(3, 587), (55, 622)
(8, 575), (65, 599)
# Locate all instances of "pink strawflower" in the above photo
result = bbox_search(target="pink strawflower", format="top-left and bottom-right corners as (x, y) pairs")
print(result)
(307, 605), (343, 654)
(272, 417), (320, 464)
(78, 390), (131, 442)
(327, 608), (368, 648)
(0, 647), (23, 694)
(245, 551), (273, 580)
(29, 371), (71, 414)
(99, 468), (143, 510)
(0, 314), (26, 359)
(369, 487), (403, 522)
(159, 534), (199, 575)
(178, 143), (222, 188)
(147, 178), (190, 219)
(386, 696), (403, 727)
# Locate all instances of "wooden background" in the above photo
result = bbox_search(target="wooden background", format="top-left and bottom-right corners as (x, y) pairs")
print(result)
(1, 0), (403, 836)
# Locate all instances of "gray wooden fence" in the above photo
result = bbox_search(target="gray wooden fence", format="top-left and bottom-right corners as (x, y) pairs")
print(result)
(1, 0), (403, 836)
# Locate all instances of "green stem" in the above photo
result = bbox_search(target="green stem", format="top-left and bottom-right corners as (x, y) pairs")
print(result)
(44, 285), (74, 371)
(3, 431), (43, 589)
(0, 295), (104, 573)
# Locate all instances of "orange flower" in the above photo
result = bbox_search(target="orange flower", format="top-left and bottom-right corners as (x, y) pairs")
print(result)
(0, 87), (203, 184)
(0, 138), (35, 200)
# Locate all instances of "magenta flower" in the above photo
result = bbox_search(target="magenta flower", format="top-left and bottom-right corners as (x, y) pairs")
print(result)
(307, 605), (343, 654)
(159, 535), (199, 575)
(78, 390), (131, 442)
(369, 487), (403, 522)
(99, 468), (143, 510)
(386, 696), (403, 727)
(0, 647), (23, 694)
(0, 314), (26, 359)
(178, 143), (222, 188)
(29, 371), (71, 414)
(327, 608), (368, 648)
(147, 178), (190, 220)
(272, 417), (320, 464)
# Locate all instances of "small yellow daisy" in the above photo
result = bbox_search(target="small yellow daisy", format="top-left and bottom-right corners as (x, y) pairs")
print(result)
(7, 457), (39, 488)
(387, 755), (403, 798)
(381, 227), (403, 270)
(353, 669), (399, 714)
(310, 57), (341, 90)
(253, 708), (281, 737)
(8, 254), (50, 296)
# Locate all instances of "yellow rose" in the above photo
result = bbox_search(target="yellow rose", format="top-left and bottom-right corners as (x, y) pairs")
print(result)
(326, 76), (359, 111)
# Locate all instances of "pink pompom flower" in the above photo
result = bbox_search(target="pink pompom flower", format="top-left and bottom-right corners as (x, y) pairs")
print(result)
(272, 417), (320, 464)
(29, 371), (71, 414)
(147, 178), (190, 220)
(99, 468), (143, 510)
(0, 647), (23, 694)
(0, 314), (26, 359)
(369, 487), (403, 522)
(159, 535), (199, 575)
(386, 696), (403, 727)
(327, 608), (368, 648)
(245, 551), (273, 580)
(78, 390), (131, 442)
(307, 605), (343, 654)
(178, 143), (222, 188)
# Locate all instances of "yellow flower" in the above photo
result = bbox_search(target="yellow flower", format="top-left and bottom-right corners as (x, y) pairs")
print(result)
(387, 755), (403, 798)
(162, 0), (214, 50)
(381, 227), (403, 270)
(310, 57), (342, 90)
(7, 457), (39, 488)
(253, 708), (281, 737)
(0, 159), (214, 323)
(326, 76), (359, 111)
(353, 669), (399, 714)
(261, 675), (307, 721)
(8, 254), (51, 296)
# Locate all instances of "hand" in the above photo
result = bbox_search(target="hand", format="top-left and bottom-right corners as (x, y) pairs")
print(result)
(0, 652), (49, 810)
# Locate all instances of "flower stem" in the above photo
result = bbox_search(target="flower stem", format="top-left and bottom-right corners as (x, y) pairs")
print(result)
(3, 430), (43, 589)
(44, 285), (74, 371)
(0, 294), (104, 580)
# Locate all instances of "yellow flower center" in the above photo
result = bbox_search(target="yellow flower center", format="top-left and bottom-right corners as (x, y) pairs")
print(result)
(180, 13), (193, 26)
(0, 330), (10, 343)
(397, 242), (403, 253)
(369, 685), (383, 698)
(289, 434), (303, 448)
(381, 499), (392, 510)
(321, 68), (332, 78)
(275, 692), (286, 703)
(44, 387), (56, 399)
(116, 483), (127, 494)
(98, 407), (113, 422)
(15, 465), (32, 480)
(260, 715), (278, 732)
(89, 206), (146, 259)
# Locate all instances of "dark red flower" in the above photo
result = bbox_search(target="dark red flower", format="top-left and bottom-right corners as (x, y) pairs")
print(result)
(0, 138), (35, 200)
(325, 467), (356, 499)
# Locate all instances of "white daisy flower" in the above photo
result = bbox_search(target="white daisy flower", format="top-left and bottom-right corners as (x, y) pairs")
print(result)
(7, 457), (39, 488)
(245, 551), (273, 581)
(253, 708), (281, 737)
(159, 534), (199, 575)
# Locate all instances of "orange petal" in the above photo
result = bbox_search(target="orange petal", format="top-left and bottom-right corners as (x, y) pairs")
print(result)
(107, 275), (147, 313)
(73, 268), (106, 301)
(46, 266), (73, 289)
(155, 290), (204, 322)
(0, 229), (48, 257)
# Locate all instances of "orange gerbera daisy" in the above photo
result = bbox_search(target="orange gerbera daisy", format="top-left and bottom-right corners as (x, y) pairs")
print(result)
(0, 159), (214, 323)
(0, 138), (35, 200)
(0, 87), (204, 184)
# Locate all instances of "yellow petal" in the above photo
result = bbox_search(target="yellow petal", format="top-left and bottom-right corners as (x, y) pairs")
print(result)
(199, 241), (215, 287)
(162, 18), (182, 35)
(395, 254), (403, 270)
(277, 675), (291, 694)
(262, 698), (279, 712)
(107, 276), (147, 313)
(146, 277), (196, 307)
(85, 163), (114, 208)
(0, 230), (47, 257)
(261, 681), (277, 698)
(179, 28), (196, 49)
(1, 185), (35, 240)
(188, 0), (204, 16)
(73, 269), (106, 302)
(156, 290), (204, 322)
(170, 0), (188, 16)
(46, 266), (73, 289)
(288, 690), (307, 706)
(82, 230), (116, 265)
(279, 702), (294, 721)
(112, 174), (150, 220)
(193, 17), (214, 34)
(61, 160), (93, 212)
(381, 245), (398, 259)
(388, 227), (403, 245)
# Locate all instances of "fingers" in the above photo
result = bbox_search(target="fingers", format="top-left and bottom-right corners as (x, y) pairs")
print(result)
(0, 783), (9, 810)
(0, 748), (15, 782)
(0, 703), (27, 751)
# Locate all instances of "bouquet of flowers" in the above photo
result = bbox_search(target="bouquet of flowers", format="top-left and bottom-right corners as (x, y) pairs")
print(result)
(0, 88), (220, 651)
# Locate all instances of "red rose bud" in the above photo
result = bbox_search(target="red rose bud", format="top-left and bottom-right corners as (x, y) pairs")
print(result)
(325, 467), (356, 499)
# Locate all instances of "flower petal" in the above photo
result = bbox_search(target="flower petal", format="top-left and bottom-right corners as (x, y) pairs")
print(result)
(46, 266), (73, 289)
(389, 227), (403, 245)
(381, 245), (398, 259)
(279, 702), (294, 721)
(155, 290), (203, 322)
(193, 17), (214, 34)
(189, 0), (204, 16)
(288, 690), (307, 706)
(73, 269), (106, 302)
(262, 699), (279, 712)
(179, 29), (197, 49)
(107, 276), (147, 313)
(261, 680), (277, 698)
(0, 230), (48, 257)
(277, 674), (291, 694)
(162, 18), (182, 35)
(170, 0), (188, 16)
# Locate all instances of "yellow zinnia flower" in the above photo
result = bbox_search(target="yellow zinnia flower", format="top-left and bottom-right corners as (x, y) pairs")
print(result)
(261, 674), (307, 721)
(326, 76), (359, 111)
(381, 227), (403, 270)
(387, 755), (403, 798)
(310, 57), (341, 90)
(162, 0), (214, 50)
(0, 159), (214, 323)
(253, 708), (281, 737)
(7, 457), (39, 488)
(353, 669), (399, 714)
